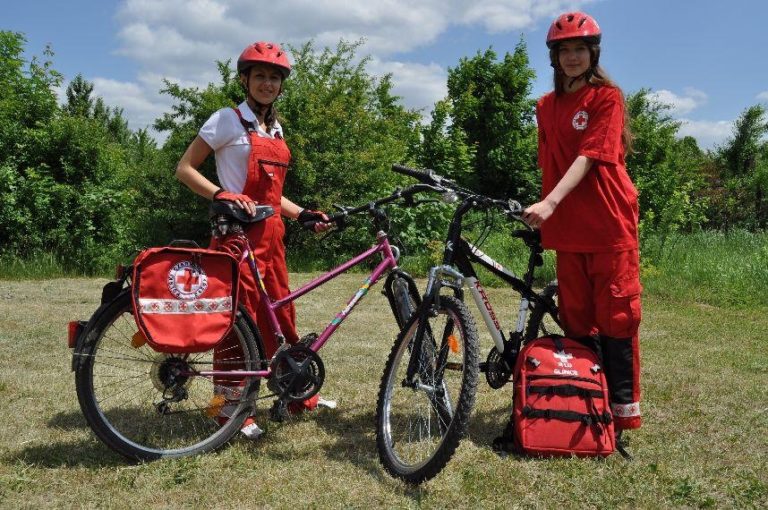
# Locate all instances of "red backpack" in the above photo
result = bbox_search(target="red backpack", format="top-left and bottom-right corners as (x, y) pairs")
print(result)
(131, 246), (240, 353)
(509, 335), (615, 457)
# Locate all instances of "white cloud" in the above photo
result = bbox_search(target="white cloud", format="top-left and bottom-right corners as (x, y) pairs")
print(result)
(677, 119), (732, 150)
(91, 77), (171, 131)
(645, 87), (736, 149)
(647, 88), (707, 115)
(757, 90), (768, 101)
(92, 0), (595, 137)
(367, 59), (448, 113)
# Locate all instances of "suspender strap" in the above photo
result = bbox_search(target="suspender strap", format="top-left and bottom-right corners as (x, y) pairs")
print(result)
(233, 107), (256, 132)
(528, 384), (603, 399)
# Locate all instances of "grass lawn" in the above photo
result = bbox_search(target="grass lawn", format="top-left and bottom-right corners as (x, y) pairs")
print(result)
(0, 274), (765, 508)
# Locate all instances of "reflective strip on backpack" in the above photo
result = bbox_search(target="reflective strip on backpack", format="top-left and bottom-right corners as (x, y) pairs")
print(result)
(138, 297), (233, 314)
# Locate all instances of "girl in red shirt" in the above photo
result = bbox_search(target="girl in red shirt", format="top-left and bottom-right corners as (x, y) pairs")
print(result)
(523, 12), (642, 432)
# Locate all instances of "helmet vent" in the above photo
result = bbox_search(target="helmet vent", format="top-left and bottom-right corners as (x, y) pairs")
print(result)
(567, 14), (574, 22)
(555, 21), (562, 30)
(578, 17), (587, 27)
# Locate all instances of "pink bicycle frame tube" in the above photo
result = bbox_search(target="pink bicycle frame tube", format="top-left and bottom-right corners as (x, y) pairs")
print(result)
(196, 232), (398, 379)
(271, 232), (398, 351)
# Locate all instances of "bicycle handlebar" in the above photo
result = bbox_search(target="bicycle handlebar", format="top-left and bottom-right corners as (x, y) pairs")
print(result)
(391, 164), (441, 184)
(391, 163), (524, 220)
(324, 183), (444, 225)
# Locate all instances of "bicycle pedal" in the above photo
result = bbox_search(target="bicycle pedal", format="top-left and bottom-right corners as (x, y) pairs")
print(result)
(479, 361), (489, 373)
(269, 400), (289, 423)
(299, 332), (318, 348)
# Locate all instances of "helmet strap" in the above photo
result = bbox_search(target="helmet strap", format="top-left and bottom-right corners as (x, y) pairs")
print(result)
(568, 68), (593, 88)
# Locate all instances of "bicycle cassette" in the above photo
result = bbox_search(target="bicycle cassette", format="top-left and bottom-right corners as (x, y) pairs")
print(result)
(268, 345), (325, 402)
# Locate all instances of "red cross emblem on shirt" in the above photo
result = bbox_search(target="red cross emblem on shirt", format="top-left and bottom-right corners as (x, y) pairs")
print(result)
(176, 268), (199, 292)
(572, 110), (589, 130)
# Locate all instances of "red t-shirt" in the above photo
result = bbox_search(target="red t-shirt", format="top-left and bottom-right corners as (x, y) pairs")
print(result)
(536, 85), (639, 252)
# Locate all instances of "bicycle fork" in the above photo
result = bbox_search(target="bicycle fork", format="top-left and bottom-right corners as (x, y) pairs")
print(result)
(403, 265), (464, 387)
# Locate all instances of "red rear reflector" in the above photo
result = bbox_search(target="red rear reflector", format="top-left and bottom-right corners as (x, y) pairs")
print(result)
(68, 321), (85, 348)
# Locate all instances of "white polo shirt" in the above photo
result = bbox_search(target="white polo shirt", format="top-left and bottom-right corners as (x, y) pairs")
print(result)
(198, 101), (284, 193)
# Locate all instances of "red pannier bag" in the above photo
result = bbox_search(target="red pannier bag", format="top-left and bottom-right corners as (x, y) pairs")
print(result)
(131, 246), (239, 353)
(512, 335), (615, 457)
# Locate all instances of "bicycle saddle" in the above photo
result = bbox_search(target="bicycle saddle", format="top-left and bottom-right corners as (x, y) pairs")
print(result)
(209, 200), (275, 223)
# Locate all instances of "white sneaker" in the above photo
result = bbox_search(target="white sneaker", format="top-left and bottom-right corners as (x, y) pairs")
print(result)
(240, 420), (264, 440)
(317, 397), (337, 409)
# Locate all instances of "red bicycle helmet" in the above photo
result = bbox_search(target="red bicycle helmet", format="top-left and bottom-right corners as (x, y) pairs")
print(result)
(546, 12), (601, 48)
(237, 41), (291, 78)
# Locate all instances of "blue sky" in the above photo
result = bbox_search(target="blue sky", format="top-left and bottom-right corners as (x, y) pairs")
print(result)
(6, 0), (766, 149)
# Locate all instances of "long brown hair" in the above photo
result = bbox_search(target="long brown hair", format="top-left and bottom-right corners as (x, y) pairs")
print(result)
(549, 42), (633, 153)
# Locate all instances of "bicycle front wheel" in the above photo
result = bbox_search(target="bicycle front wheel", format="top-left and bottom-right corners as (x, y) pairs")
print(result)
(75, 291), (262, 461)
(376, 295), (479, 483)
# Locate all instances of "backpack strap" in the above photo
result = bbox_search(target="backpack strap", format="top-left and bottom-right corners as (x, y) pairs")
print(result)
(521, 405), (613, 436)
(491, 413), (518, 454)
(528, 384), (604, 399)
(550, 335), (565, 352)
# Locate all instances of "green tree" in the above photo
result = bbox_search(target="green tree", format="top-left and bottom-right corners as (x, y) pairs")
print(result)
(64, 73), (94, 117)
(625, 89), (707, 234)
(0, 31), (157, 273)
(280, 40), (421, 260)
(416, 99), (474, 181)
(0, 31), (62, 255)
(711, 105), (768, 229)
(442, 41), (539, 203)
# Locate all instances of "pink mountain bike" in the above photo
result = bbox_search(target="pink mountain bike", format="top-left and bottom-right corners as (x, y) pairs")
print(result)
(69, 179), (479, 483)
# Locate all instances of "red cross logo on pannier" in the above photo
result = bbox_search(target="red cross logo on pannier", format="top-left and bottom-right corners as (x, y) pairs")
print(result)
(176, 268), (199, 292)
(167, 260), (209, 300)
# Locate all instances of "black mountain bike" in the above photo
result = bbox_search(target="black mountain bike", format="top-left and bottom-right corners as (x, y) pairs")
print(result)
(374, 164), (562, 483)
(387, 165), (562, 391)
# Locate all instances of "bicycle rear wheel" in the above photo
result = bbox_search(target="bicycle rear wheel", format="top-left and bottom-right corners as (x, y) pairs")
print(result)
(75, 291), (262, 461)
(376, 295), (479, 483)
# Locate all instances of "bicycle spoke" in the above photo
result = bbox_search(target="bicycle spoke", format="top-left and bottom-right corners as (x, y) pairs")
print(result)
(377, 296), (479, 482)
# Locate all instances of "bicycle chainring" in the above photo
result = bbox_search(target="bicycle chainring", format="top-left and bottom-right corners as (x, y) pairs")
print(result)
(268, 345), (325, 402)
(484, 347), (512, 389)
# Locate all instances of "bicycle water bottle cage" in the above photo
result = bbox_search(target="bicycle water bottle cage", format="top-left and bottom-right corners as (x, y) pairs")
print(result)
(209, 201), (275, 224)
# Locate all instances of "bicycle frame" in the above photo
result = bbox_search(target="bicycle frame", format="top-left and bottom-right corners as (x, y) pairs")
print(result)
(197, 230), (400, 379)
(437, 197), (560, 357)
(458, 239), (553, 353)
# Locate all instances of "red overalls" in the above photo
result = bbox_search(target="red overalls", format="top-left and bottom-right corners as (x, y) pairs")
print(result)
(214, 109), (299, 364)
(537, 85), (642, 430)
(211, 109), (318, 417)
